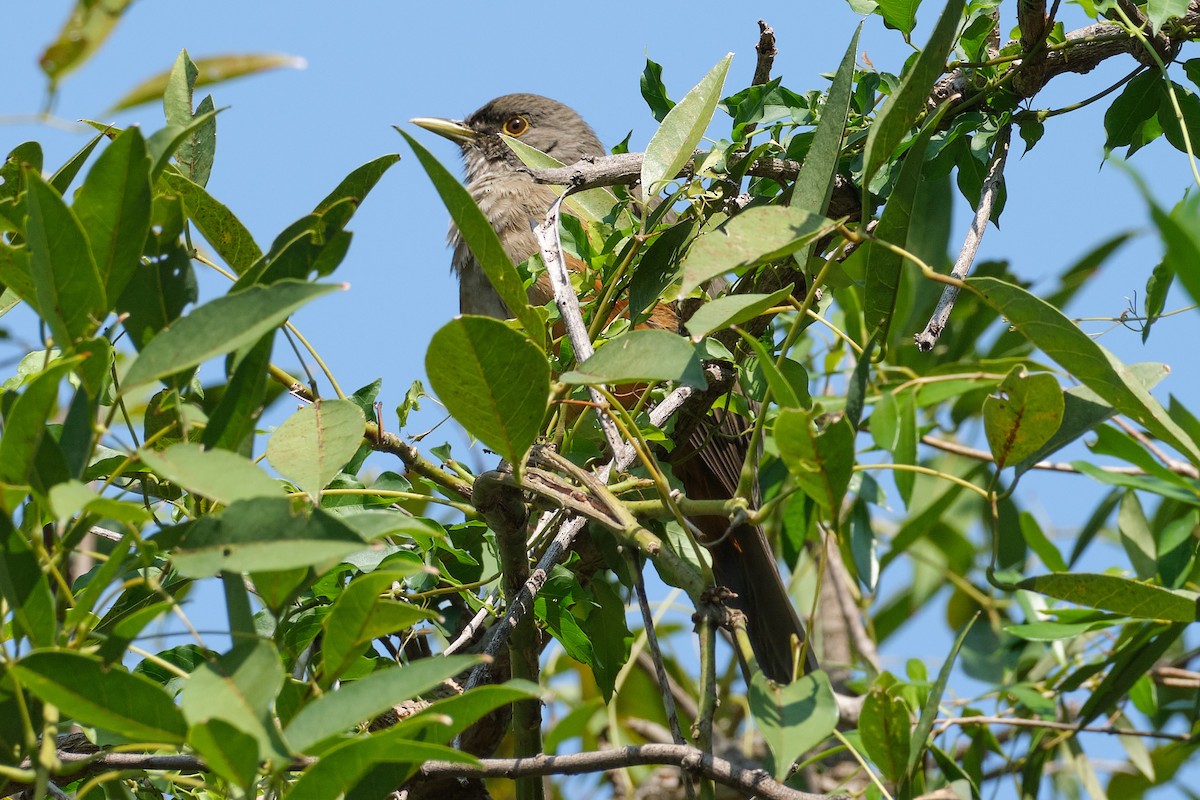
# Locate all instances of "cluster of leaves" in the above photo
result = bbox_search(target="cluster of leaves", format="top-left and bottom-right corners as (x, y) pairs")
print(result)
(2, 0), (1200, 798)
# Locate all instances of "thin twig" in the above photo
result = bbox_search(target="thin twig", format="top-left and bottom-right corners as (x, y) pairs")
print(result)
(935, 715), (1192, 742)
(915, 125), (1012, 351)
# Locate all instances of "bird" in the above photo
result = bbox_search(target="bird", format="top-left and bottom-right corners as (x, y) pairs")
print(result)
(412, 93), (818, 683)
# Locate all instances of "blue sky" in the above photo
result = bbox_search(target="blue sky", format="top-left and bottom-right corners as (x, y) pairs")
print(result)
(5, 2), (1200, 776)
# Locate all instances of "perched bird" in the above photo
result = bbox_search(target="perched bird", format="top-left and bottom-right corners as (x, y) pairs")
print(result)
(413, 93), (817, 683)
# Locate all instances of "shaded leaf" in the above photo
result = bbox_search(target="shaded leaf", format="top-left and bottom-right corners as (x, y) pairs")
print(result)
(1018, 573), (1197, 621)
(861, 689), (912, 783)
(15, 650), (186, 743)
(775, 408), (854, 511)
(749, 670), (839, 780)
(139, 443), (280, 505)
(161, 169), (262, 274)
(983, 367), (1065, 469)
(684, 285), (793, 340)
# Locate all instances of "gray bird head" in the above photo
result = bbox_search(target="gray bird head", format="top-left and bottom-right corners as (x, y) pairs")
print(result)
(412, 93), (605, 184)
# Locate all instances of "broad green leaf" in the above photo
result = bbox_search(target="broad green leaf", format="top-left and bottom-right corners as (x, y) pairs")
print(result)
(640, 58), (676, 122)
(285, 734), (475, 800)
(161, 169), (262, 274)
(167, 498), (367, 578)
(968, 276), (1200, 464)
(15, 650), (187, 744)
(861, 689), (912, 783)
(285, 655), (482, 753)
(164, 50), (216, 187)
(38, 0), (136, 85)
(749, 670), (838, 780)
(122, 279), (341, 392)
(202, 332), (274, 452)
(684, 285), (793, 340)
(1158, 81), (1200, 156)
(1105, 72), (1164, 152)
(641, 53), (732, 201)
(0, 358), (79, 485)
(1148, 192), (1200, 311)
(389, 682), (542, 741)
(862, 0), (965, 190)
(189, 719), (259, 790)
(265, 399), (367, 501)
(0, 514), (56, 647)
(983, 368), (1065, 469)
(139, 443), (280, 505)
(111, 52), (307, 111)
(73, 127), (152, 302)
(878, 0), (920, 34)
(1146, 0), (1191, 33)
(1013, 363), (1168, 476)
(399, 129), (543, 342)
(863, 100), (951, 338)
(775, 408), (854, 511)
(678, 207), (838, 298)
(425, 316), (549, 466)
(180, 640), (288, 762)
(145, 107), (220, 180)
(560, 328), (706, 388)
(319, 571), (439, 685)
(23, 167), (106, 345)
(629, 219), (696, 322)
(1020, 573), (1197, 621)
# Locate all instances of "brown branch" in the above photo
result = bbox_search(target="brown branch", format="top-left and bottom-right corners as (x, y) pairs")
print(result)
(416, 745), (830, 800)
(753, 20), (778, 87)
(915, 124), (1011, 351)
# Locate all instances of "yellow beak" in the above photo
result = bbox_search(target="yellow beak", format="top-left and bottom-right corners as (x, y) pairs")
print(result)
(409, 116), (477, 144)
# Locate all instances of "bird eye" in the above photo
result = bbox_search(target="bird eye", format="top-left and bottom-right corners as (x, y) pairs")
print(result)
(502, 116), (529, 136)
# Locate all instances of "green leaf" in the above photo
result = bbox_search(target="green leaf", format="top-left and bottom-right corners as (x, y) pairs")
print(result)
(319, 571), (440, 685)
(189, 719), (260, 790)
(791, 26), (861, 218)
(678, 207), (838, 298)
(738, 330), (807, 409)
(49, 132), (105, 195)
(1018, 573), (1198, 621)
(285, 734), (475, 800)
(139, 443), (280, 505)
(1104, 72), (1164, 152)
(775, 408), (855, 511)
(203, 333), (274, 452)
(313, 154), (401, 215)
(863, 100), (950, 338)
(684, 286), (793, 340)
(983, 367), (1065, 469)
(749, 670), (839, 780)
(878, 0), (920, 34)
(145, 106), (220, 180)
(861, 689), (912, 783)
(122, 279), (341, 392)
(641, 53), (732, 201)
(285, 655), (482, 753)
(161, 169), (262, 274)
(862, 0), (965, 190)
(1158, 81), (1200, 156)
(1019, 511), (1068, 573)
(0, 513), (56, 647)
(0, 357), (79, 485)
(425, 316), (549, 466)
(15, 650), (187, 744)
(640, 58), (676, 122)
(560, 328), (706, 388)
(1145, 0), (1191, 32)
(1142, 259), (1172, 343)
(168, 498), (367, 578)
(38, 0), (135, 85)
(501, 134), (627, 226)
(180, 640), (288, 762)
(389, 682), (542, 742)
(1118, 490), (1157, 580)
(1076, 623), (1183, 727)
(164, 50), (216, 187)
(111, 52), (307, 111)
(1148, 192), (1200, 311)
(265, 399), (367, 501)
(968, 276), (1200, 464)
(23, 167), (107, 345)
(399, 129), (543, 341)
(73, 127), (152, 303)
(629, 219), (696, 322)
(907, 618), (973, 779)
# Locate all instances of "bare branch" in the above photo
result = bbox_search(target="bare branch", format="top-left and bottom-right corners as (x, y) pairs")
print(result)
(915, 125), (1011, 351)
